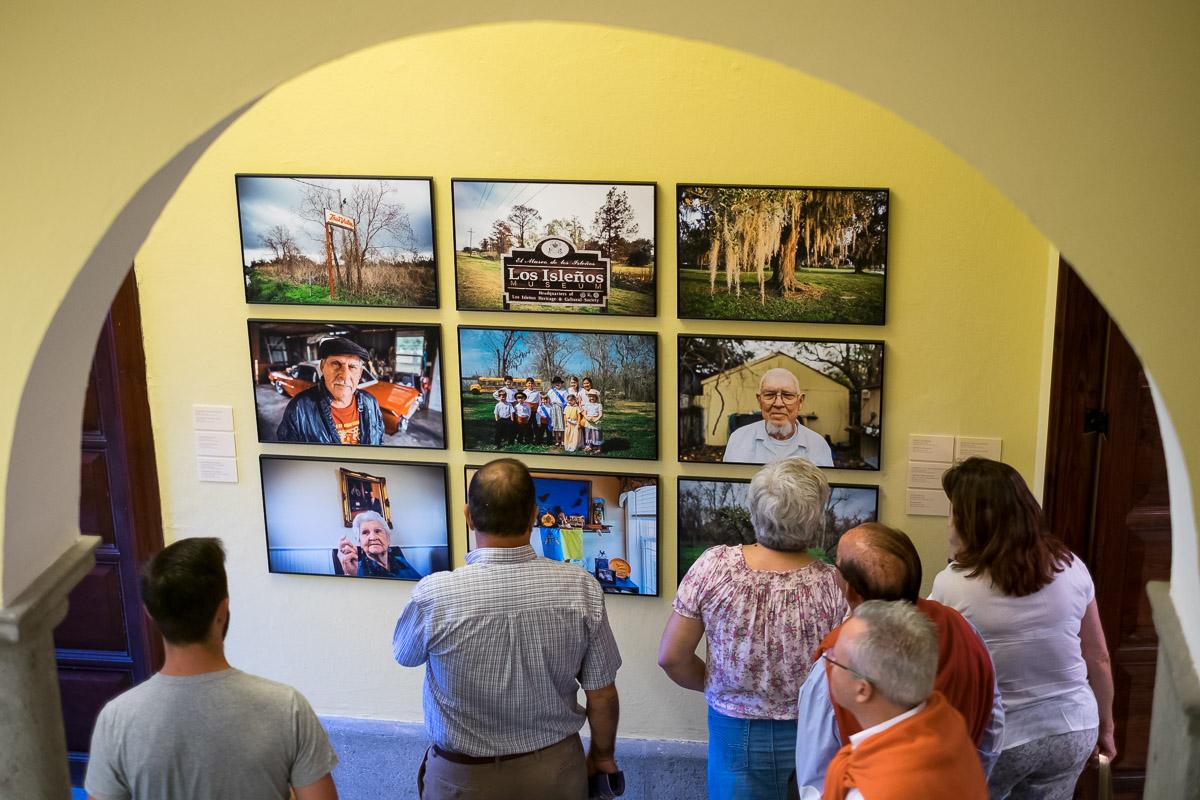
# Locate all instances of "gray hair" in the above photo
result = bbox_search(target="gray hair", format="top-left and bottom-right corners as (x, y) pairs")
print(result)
(747, 457), (830, 550)
(352, 510), (390, 538)
(845, 600), (938, 707)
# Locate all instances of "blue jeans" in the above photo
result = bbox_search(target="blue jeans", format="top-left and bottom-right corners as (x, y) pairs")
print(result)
(706, 707), (798, 800)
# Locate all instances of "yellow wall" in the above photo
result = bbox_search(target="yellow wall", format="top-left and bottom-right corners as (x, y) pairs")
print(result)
(130, 25), (1052, 739)
(3, 7), (1198, 689)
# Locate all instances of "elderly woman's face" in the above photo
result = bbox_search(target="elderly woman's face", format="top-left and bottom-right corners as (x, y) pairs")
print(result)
(359, 519), (390, 558)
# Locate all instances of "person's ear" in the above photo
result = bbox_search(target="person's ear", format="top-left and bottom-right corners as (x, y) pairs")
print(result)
(854, 676), (874, 705)
(463, 504), (473, 533)
(213, 597), (230, 635)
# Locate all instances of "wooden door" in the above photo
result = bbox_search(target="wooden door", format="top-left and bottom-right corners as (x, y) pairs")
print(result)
(56, 268), (165, 784)
(1043, 259), (1171, 799)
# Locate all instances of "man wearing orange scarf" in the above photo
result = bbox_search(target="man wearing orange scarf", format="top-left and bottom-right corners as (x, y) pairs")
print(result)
(793, 524), (1002, 792)
(819, 601), (987, 799)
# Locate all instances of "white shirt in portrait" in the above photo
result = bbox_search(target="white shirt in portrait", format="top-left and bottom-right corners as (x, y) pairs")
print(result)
(721, 420), (834, 466)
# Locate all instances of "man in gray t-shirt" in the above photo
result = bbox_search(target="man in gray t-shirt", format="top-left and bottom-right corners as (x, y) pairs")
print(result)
(85, 538), (338, 800)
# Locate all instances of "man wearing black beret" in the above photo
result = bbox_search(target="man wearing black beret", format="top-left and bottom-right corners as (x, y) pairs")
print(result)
(276, 336), (384, 445)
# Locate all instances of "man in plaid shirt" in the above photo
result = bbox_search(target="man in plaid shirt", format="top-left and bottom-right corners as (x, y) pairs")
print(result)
(394, 458), (623, 799)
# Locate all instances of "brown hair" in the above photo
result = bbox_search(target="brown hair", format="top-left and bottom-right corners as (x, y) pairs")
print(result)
(941, 457), (1072, 596)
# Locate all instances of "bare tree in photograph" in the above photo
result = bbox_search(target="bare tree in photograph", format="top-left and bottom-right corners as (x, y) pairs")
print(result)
(506, 204), (542, 248)
(609, 335), (656, 403)
(481, 330), (527, 377)
(592, 187), (638, 260)
(260, 225), (301, 266)
(793, 342), (883, 449)
(527, 330), (568, 383)
(298, 180), (418, 292)
(679, 338), (752, 437)
(578, 333), (617, 392)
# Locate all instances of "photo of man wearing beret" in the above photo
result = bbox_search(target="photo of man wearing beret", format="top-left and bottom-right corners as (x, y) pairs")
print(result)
(276, 337), (385, 445)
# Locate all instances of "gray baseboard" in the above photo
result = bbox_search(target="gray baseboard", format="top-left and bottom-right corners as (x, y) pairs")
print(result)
(322, 716), (707, 800)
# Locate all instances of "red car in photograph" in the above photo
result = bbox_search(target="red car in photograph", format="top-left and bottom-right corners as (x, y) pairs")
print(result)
(267, 361), (422, 435)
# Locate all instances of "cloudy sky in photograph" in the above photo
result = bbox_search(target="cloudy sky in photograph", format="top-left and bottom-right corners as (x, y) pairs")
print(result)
(452, 181), (654, 251)
(237, 175), (434, 264)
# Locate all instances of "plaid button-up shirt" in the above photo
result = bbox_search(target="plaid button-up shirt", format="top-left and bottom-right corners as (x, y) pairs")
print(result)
(393, 545), (622, 756)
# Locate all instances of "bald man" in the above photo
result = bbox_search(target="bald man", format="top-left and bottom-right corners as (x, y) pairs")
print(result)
(794, 523), (1003, 793)
(722, 367), (834, 466)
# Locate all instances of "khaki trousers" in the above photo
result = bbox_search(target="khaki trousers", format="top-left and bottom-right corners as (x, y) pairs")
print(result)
(417, 734), (588, 800)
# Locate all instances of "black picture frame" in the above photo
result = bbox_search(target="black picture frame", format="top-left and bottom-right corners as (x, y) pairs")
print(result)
(259, 454), (452, 582)
(464, 464), (662, 597)
(236, 173), (438, 309)
(247, 319), (447, 451)
(451, 178), (657, 317)
(678, 333), (884, 471)
(676, 183), (889, 326)
(676, 476), (880, 584)
(457, 325), (659, 461)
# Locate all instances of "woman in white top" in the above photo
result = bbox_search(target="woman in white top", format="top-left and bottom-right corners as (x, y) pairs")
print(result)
(929, 457), (1115, 800)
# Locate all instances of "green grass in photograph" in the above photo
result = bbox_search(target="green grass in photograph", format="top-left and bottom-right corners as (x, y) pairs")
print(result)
(246, 265), (436, 307)
(678, 545), (708, 581)
(459, 392), (657, 460)
(455, 253), (655, 315)
(678, 267), (884, 324)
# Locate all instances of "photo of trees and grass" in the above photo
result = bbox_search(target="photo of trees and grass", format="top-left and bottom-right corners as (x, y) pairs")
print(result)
(452, 180), (655, 315)
(237, 175), (437, 308)
(676, 477), (879, 581)
(677, 184), (888, 324)
(457, 326), (658, 460)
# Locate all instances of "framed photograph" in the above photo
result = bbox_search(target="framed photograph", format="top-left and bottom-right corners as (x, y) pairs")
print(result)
(248, 320), (446, 450)
(676, 184), (888, 325)
(260, 455), (450, 581)
(457, 326), (658, 460)
(465, 466), (660, 596)
(677, 476), (879, 581)
(451, 179), (656, 316)
(679, 335), (883, 470)
(236, 174), (437, 308)
(338, 467), (391, 527)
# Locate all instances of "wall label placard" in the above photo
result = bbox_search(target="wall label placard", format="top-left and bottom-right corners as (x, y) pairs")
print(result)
(501, 237), (610, 309)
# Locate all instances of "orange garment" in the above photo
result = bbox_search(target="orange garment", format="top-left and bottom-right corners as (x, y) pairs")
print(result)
(815, 598), (995, 746)
(329, 400), (361, 445)
(822, 691), (987, 800)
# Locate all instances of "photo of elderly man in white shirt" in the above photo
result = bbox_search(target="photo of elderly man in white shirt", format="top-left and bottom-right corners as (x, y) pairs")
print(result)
(722, 367), (834, 466)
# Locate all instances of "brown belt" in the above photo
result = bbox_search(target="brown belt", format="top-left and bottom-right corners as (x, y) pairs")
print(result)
(433, 733), (577, 765)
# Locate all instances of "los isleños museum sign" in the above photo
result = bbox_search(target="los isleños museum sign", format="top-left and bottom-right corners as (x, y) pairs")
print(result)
(501, 236), (611, 310)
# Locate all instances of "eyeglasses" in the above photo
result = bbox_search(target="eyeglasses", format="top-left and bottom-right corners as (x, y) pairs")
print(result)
(821, 651), (872, 683)
(759, 391), (800, 404)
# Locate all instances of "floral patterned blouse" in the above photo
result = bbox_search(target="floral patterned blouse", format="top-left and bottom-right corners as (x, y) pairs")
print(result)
(674, 544), (847, 720)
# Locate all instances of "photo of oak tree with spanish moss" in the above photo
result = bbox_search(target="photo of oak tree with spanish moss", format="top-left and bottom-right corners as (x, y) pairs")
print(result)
(677, 185), (888, 324)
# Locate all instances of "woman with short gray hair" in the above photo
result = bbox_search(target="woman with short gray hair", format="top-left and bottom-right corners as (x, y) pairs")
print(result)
(336, 510), (421, 580)
(659, 457), (847, 800)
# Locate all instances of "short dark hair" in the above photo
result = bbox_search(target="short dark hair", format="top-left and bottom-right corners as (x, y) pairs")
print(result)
(837, 523), (922, 603)
(503, 374), (513, 381)
(468, 458), (536, 537)
(141, 538), (228, 644)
